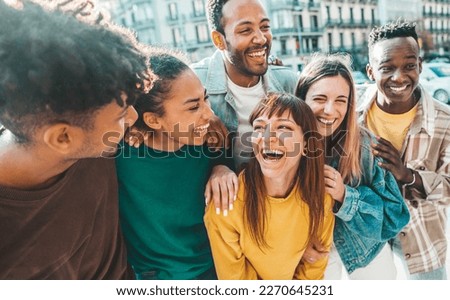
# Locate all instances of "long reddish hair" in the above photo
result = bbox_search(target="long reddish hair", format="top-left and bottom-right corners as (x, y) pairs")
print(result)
(244, 92), (326, 249)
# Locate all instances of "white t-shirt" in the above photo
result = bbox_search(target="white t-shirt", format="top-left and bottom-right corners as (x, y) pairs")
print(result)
(226, 77), (265, 169)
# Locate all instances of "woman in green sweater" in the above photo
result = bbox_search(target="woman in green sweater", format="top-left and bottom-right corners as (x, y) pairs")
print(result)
(115, 48), (235, 280)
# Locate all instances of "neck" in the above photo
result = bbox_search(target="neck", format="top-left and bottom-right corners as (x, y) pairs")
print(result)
(263, 171), (297, 198)
(145, 131), (184, 152)
(376, 89), (420, 114)
(224, 63), (260, 88)
(0, 134), (75, 190)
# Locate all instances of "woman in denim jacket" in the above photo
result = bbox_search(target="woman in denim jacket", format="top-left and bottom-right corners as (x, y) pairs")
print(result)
(295, 53), (410, 279)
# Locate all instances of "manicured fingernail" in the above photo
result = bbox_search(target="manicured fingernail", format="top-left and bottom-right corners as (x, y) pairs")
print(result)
(373, 150), (378, 155)
(216, 208), (220, 215)
(234, 194), (237, 201)
(229, 203), (234, 211)
(223, 210), (228, 217)
(205, 197), (208, 205)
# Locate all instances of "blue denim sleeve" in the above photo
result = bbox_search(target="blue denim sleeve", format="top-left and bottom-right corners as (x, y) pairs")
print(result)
(334, 156), (410, 242)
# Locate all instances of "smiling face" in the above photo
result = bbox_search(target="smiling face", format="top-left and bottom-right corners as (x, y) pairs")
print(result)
(154, 69), (213, 151)
(251, 110), (304, 181)
(219, 0), (272, 86)
(367, 37), (422, 112)
(304, 75), (350, 137)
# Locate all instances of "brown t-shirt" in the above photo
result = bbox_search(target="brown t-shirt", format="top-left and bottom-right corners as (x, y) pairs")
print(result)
(0, 158), (132, 279)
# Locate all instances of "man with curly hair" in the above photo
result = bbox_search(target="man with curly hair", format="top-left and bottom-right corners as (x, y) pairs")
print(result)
(357, 20), (450, 279)
(0, 0), (151, 279)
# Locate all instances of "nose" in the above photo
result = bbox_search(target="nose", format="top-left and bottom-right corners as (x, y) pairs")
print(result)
(253, 29), (267, 45)
(323, 100), (335, 115)
(263, 124), (277, 144)
(202, 102), (214, 121)
(391, 68), (405, 82)
(126, 106), (138, 127)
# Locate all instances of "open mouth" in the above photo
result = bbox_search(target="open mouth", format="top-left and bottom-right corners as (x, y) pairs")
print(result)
(388, 85), (409, 93)
(247, 47), (267, 62)
(317, 117), (336, 126)
(262, 149), (285, 161)
(193, 123), (210, 136)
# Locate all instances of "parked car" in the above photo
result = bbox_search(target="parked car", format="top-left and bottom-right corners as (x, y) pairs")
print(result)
(352, 71), (370, 84)
(420, 63), (450, 104)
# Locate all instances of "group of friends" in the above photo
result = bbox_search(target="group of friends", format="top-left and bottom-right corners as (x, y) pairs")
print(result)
(0, 0), (449, 280)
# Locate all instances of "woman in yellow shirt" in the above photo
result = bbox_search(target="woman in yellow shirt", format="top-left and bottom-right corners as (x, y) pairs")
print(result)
(204, 92), (335, 280)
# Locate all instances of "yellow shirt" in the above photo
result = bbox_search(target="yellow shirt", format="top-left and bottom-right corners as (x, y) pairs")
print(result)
(366, 101), (418, 152)
(204, 175), (334, 280)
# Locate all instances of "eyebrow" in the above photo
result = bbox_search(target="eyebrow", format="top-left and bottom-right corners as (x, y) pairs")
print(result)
(311, 93), (348, 98)
(254, 118), (296, 123)
(236, 18), (270, 27)
(183, 89), (207, 105)
(380, 55), (417, 65)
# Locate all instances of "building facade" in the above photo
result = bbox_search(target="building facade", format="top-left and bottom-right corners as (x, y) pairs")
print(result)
(98, 0), (450, 70)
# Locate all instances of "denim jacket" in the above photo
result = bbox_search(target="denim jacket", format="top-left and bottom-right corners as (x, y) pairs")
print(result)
(191, 50), (298, 132)
(330, 130), (410, 273)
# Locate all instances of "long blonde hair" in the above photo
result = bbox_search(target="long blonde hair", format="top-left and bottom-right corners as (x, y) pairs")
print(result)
(295, 53), (361, 184)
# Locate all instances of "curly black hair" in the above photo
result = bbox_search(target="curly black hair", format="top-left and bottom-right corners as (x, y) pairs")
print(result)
(368, 20), (419, 53)
(0, 0), (151, 143)
(206, 0), (229, 35)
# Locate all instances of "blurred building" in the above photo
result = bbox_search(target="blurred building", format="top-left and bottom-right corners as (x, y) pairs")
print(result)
(98, 0), (450, 71)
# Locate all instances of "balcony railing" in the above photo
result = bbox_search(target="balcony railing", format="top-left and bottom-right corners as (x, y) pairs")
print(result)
(270, 0), (305, 10)
(272, 26), (323, 36)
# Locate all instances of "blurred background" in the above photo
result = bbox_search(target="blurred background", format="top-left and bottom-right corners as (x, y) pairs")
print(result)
(97, 0), (450, 104)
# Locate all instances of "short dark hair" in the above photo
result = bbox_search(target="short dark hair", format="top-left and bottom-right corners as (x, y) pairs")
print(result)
(206, 0), (229, 34)
(0, 1), (150, 143)
(133, 47), (191, 132)
(368, 20), (419, 53)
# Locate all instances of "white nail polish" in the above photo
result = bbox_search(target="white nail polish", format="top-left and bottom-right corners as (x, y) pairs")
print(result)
(223, 210), (228, 217)
(216, 208), (220, 215)
(229, 203), (234, 211)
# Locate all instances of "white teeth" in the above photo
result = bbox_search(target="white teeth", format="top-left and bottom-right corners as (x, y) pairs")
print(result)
(262, 149), (284, 155)
(390, 85), (407, 92)
(262, 149), (284, 161)
(318, 118), (335, 125)
(248, 50), (266, 57)
(193, 123), (210, 134)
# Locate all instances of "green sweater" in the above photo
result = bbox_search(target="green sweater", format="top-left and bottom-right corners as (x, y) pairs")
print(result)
(116, 143), (225, 280)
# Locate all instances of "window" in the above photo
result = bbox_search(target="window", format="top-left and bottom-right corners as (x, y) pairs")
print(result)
(326, 6), (331, 21)
(350, 8), (354, 23)
(351, 32), (355, 48)
(339, 32), (344, 48)
(338, 7), (342, 23)
(328, 33), (333, 52)
(361, 8), (365, 23)
(371, 9), (375, 24)
(172, 27), (182, 46)
(196, 24), (209, 43)
(169, 2), (178, 20)
(192, 0), (204, 17)
(311, 15), (318, 30)
(298, 15), (303, 32)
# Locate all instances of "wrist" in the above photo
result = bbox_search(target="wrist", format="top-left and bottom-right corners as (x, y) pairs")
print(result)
(402, 169), (416, 187)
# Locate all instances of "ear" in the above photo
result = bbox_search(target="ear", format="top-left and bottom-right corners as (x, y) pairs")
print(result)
(366, 63), (374, 81)
(211, 30), (225, 50)
(143, 112), (162, 130)
(43, 124), (81, 155)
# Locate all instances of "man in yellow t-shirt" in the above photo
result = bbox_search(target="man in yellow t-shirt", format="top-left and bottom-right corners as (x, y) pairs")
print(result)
(357, 20), (450, 280)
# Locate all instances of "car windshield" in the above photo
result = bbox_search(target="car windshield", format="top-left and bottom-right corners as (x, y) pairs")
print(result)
(430, 66), (450, 77)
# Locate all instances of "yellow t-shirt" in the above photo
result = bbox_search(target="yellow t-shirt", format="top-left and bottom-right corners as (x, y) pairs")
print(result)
(204, 174), (335, 280)
(366, 101), (418, 152)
